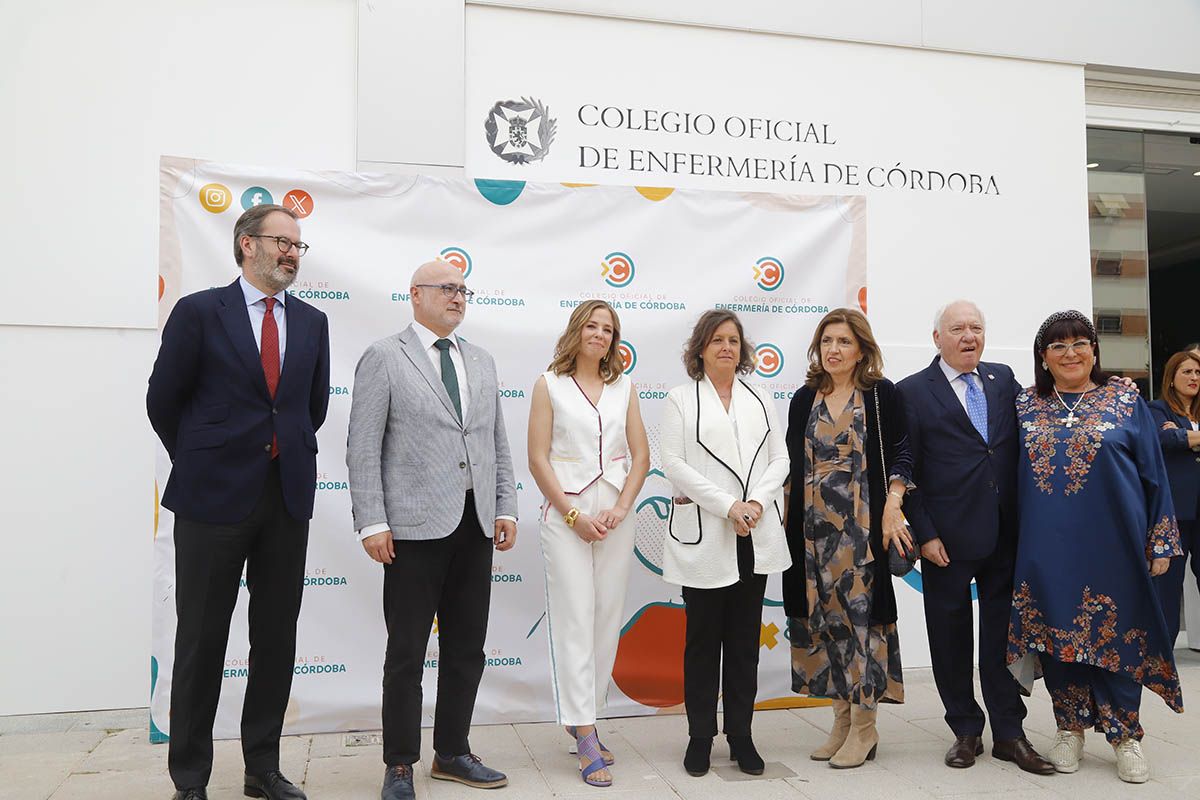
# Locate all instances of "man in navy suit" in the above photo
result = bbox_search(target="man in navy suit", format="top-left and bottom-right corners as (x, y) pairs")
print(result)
(148, 204), (330, 800)
(898, 301), (1053, 774)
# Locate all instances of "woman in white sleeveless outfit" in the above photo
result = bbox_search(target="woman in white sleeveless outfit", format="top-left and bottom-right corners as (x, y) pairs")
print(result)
(528, 300), (650, 788)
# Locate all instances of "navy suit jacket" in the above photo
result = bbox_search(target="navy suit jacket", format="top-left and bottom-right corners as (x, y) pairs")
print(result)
(1148, 399), (1200, 521)
(147, 279), (330, 524)
(897, 357), (1020, 561)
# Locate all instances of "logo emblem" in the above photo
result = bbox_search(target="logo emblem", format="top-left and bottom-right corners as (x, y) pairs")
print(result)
(601, 252), (635, 288)
(439, 246), (473, 278)
(754, 343), (784, 378)
(753, 256), (785, 292)
(240, 186), (273, 210)
(484, 97), (557, 164)
(282, 189), (313, 218)
(198, 183), (231, 213)
(618, 340), (637, 375)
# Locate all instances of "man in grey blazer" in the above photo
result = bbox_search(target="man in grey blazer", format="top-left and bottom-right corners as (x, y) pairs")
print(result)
(347, 260), (518, 800)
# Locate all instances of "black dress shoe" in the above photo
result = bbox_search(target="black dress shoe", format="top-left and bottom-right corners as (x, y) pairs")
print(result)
(684, 737), (712, 777)
(726, 735), (764, 775)
(382, 765), (415, 800)
(944, 735), (984, 768)
(993, 737), (1056, 775)
(431, 753), (508, 788)
(244, 770), (306, 800)
(172, 790), (207, 800)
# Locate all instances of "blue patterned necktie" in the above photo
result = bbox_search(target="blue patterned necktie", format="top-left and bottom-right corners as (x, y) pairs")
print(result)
(960, 372), (988, 443)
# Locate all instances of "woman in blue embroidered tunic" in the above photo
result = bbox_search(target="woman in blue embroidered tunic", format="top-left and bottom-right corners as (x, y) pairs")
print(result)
(1007, 311), (1183, 785)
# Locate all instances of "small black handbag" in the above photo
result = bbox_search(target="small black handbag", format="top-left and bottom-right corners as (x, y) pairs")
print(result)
(874, 387), (918, 577)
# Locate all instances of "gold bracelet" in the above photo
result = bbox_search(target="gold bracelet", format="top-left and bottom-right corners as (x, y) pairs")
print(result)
(563, 507), (580, 528)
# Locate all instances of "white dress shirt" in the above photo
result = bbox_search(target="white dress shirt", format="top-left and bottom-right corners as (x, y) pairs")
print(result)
(358, 322), (514, 541)
(239, 276), (287, 363)
(938, 356), (981, 414)
(410, 321), (470, 423)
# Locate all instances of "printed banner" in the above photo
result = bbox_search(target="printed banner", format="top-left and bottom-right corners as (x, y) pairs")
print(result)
(151, 156), (866, 739)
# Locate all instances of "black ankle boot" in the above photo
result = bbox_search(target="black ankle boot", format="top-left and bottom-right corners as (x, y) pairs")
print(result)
(684, 737), (712, 777)
(727, 735), (764, 775)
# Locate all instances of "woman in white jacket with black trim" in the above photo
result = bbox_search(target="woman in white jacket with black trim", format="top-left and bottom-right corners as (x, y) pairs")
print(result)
(660, 309), (791, 778)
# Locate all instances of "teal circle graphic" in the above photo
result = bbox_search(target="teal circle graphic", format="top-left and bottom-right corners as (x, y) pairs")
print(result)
(474, 179), (525, 206)
(240, 186), (273, 210)
(439, 246), (473, 278)
(618, 340), (637, 374)
(603, 252), (635, 288)
(754, 343), (784, 378)
(755, 256), (785, 291)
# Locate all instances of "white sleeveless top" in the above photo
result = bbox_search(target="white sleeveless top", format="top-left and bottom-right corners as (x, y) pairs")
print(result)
(543, 371), (632, 494)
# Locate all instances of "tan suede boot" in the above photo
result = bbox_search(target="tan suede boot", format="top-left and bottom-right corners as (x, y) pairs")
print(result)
(829, 704), (878, 769)
(810, 700), (852, 761)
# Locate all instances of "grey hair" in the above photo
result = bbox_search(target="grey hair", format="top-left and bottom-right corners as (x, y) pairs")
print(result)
(933, 300), (986, 333)
(233, 204), (298, 266)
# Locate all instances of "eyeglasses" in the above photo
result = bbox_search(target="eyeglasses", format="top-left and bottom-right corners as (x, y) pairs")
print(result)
(1045, 340), (1094, 356)
(414, 283), (476, 299)
(250, 235), (309, 256)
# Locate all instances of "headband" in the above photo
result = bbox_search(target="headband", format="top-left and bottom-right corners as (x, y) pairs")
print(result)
(1035, 310), (1097, 352)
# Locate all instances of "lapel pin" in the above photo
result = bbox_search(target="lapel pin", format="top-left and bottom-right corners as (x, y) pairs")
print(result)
(987, 374), (994, 380)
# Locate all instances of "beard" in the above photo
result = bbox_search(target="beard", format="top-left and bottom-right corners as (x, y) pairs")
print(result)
(249, 251), (299, 294)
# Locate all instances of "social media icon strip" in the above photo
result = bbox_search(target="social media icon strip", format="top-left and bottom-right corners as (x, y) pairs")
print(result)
(283, 189), (314, 218)
(199, 183), (232, 214)
(241, 186), (274, 210)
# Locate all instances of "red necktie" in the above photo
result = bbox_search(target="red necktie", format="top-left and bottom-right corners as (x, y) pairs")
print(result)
(261, 297), (280, 458)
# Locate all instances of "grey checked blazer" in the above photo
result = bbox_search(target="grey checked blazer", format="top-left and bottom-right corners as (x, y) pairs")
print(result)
(346, 324), (518, 539)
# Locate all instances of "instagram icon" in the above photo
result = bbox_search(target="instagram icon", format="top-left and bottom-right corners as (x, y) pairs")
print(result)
(199, 183), (232, 214)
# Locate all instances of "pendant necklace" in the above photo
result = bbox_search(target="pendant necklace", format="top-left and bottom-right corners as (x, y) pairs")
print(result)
(1053, 385), (1093, 428)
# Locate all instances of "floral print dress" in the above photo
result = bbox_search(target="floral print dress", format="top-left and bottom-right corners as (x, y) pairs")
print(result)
(1007, 382), (1184, 738)
(789, 391), (904, 708)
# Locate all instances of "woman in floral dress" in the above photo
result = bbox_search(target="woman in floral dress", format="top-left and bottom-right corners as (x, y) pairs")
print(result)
(784, 308), (913, 769)
(1007, 310), (1183, 784)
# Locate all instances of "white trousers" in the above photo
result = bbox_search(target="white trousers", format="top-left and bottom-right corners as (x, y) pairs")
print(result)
(539, 480), (635, 726)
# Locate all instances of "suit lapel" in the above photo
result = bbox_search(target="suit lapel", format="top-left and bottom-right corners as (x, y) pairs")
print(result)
(925, 357), (981, 442)
(733, 380), (769, 481)
(276, 297), (311, 397)
(696, 376), (745, 492)
(217, 280), (271, 401)
(978, 361), (1004, 443)
(398, 326), (462, 425)
(459, 337), (485, 426)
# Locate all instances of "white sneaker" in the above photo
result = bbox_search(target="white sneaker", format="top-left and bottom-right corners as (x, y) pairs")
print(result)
(1114, 738), (1149, 784)
(1047, 730), (1084, 773)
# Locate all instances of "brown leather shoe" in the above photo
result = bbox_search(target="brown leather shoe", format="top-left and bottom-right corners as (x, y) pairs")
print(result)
(944, 735), (983, 768)
(993, 737), (1056, 775)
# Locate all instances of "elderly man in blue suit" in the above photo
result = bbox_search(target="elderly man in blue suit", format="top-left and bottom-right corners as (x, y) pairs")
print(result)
(148, 204), (330, 800)
(898, 301), (1053, 774)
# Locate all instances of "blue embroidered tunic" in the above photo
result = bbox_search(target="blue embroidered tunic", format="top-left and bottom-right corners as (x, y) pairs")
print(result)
(1006, 382), (1184, 711)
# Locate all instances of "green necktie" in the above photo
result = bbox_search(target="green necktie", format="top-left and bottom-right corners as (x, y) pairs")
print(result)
(434, 338), (462, 422)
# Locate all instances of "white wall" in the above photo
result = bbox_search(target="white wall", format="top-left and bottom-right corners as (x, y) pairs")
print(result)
(0, 0), (357, 716)
(4, 0), (1197, 716)
(469, 0), (1200, 76)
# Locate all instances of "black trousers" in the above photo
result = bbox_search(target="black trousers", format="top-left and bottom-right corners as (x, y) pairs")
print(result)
(1154, 517), (1199, 644)
(682, 573), (767, 739)
(168, 463), (309, 790)
(921, 538), (1026, 741)
(382, 492), (492, 766)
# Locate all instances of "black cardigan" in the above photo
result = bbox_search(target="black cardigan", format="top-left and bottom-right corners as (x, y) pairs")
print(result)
(781, 378), (913, 625)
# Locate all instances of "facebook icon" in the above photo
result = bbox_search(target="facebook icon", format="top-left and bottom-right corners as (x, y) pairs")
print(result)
(239, 186), (274, 211)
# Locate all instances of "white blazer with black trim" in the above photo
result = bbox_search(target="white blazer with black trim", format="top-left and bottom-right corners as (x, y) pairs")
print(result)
(660, 375), (791, 589)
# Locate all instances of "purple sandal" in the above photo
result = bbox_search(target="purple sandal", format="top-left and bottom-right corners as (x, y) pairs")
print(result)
(565, 726), (615, 765)
(576, 729), (612, 787)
